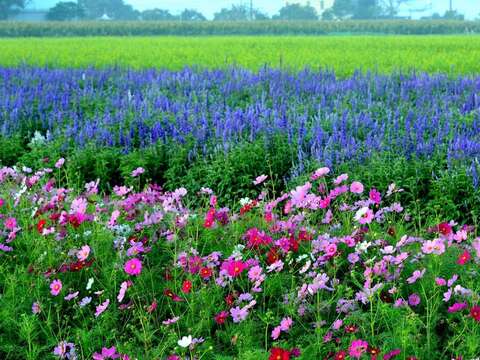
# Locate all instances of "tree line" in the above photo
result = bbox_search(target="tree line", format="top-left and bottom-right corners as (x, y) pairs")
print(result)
(0, 0), (469, 21)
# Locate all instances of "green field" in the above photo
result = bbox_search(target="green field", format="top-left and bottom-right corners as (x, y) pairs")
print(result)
(1, 35), (480, 75)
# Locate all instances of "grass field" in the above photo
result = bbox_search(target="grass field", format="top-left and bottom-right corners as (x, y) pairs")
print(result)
(1, 35), (480, 75)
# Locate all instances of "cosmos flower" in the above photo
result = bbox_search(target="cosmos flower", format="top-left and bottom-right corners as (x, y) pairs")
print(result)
(50, 279), (62, 296)
(131, 167), (145, 177)
(95, 299), (110, 317)
(349, 339), (368, 359)
(253, 174), (268, 185)
(350, 181), (364, 194)
(124, 258), (142, 276)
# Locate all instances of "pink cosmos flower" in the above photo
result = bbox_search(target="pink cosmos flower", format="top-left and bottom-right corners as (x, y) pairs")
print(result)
(124, 258), (142, 276)
(77, 245), (90, 261)
(50, 279), (62, 296)
(354, 207), (374, 224)
(64, 292), (79, 301)
(4, 217), (17, 231)
(472, 238), (480, 258)
(70, 197), (87, 215)
(325, 243), (337, 257)
(117, 281), (131, 303)
(108, 210), (121, 228)
(253, 174), (268, 185)
(280, 317), (293, 331)
(311, 167), (330, 181)
(350, 181), (364, 194)
(92, 346), (119, 360)
(162, 316), (180, 325)
(55, 158), (65, 169)
(32, 302), (41, 314)
(271, 326), (281, 340)
(131, 167), (145, 177)
(332, 319), (343, 330)
(248, 265), (263, 282)
(95, 299), (110, 317)
(369, 188), (382, 204)
(408, 293), (421, 307)
(406, 268), (426, 284)
(290, 182), (312, 206)
(334, 173), (348, 185)
(349, 339), (368, 359)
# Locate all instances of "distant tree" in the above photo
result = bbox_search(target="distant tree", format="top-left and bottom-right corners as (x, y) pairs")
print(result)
(78, 0), (139, 20)
(47, 1), (85, 21)
(214, 4), (267, 21)
(443, 10), (464, 20)
(353, 0), (382, 19)
(380, 0), (412, 18)
(141, 8), (176, 21)
(0, 0), (29, 20)
(321, 8), (335, 20)
(331, 0), (354, 19)
(180, 9), (206, 21)
(274, 3), (318, 20)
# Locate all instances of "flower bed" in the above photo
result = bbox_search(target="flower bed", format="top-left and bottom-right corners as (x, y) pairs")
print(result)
(0, 162), (479, 359)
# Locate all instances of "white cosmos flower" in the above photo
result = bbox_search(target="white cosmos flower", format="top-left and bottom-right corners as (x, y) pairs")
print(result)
(177, 335), (192, 348)
(86, 277), (94, 290)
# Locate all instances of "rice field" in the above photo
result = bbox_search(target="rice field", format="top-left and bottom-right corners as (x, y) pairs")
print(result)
(1, 35), (480, 75)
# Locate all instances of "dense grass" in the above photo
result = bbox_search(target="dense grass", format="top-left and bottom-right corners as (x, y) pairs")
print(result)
(1, 36), (480, 75)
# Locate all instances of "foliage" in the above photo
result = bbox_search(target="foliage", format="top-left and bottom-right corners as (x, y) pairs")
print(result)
(141, 8), (176, 21)
(78, 0), (139, 20)
(46, 1), (85, 21)
(273, 3), (318, 21)
(180, 9), (206, 22)
(0, 0), (28, 20)
(213, 4), (268, 21)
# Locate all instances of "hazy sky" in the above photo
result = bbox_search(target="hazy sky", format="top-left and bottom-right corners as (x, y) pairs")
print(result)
(30, 1), (480, 19)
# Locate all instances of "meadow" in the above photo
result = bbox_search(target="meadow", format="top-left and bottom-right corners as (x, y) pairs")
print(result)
(1, 34), (480, 360)
(0, 36), (480, 75)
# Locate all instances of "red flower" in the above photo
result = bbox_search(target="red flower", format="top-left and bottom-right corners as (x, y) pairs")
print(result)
(334, 350), (347, 360)
(438, 222), (452, 236)
(225, 294), (235, 307)
(457, 250), (471, 265)
(203, 208), (215, 228)
(37, 219), (47, 234)
(163, 289), (183, 302)
(181, 280), (192, 294)
(345, 324), (358, 333)
(214, 310), (229, 325)
(470, 305), (480, 322)
(199, 267), (213, 279)
(269, 347), (290, 360)
(266, 247), (280, 264)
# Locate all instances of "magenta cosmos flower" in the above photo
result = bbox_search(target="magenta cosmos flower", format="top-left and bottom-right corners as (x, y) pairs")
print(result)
(349, 339), (368, 358)
(50, 279), (62, 296)
(124, 258), (142, 276)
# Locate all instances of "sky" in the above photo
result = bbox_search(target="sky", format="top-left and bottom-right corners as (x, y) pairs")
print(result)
(29, 1), (480, 20)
